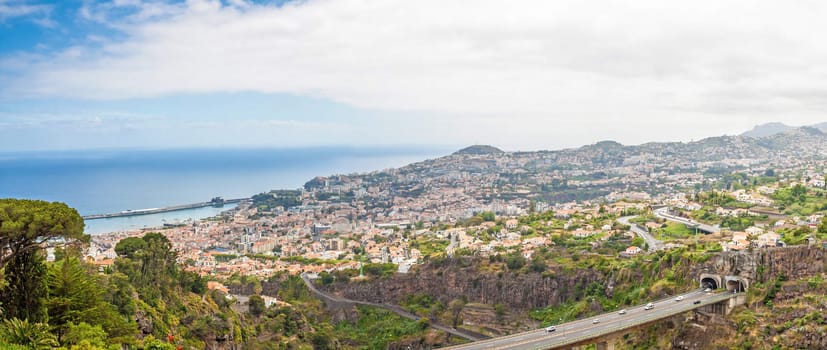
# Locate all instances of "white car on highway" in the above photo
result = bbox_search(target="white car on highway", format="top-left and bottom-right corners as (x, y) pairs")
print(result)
(545, 326), (556, 332)
(675, 296), (684, 302)
(618, 309), (627, 315)
(644, 303), (654, 310)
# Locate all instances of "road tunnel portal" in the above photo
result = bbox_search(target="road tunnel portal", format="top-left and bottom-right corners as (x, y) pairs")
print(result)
(724, 276), (748, 293)
(701, 277), (719, 290)
(699, 273), (722, 290)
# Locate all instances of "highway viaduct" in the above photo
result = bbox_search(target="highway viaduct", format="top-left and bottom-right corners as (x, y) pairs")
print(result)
(440, 274), (748, 350)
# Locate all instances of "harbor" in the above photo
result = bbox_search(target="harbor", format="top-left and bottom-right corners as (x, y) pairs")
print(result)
(82, 197), (249, 220)
(83, 203), (241, 235)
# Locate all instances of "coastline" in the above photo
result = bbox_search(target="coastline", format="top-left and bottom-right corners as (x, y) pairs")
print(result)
(84, 203), (240, 235)
(82, 197), (247, 220)
(2, 146), (451, 235)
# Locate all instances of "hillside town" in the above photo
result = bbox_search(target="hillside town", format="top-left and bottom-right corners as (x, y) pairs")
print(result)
(87, 128), (827, 285)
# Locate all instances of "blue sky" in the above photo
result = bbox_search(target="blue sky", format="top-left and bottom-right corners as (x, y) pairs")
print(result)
(2, 0), (827, 152)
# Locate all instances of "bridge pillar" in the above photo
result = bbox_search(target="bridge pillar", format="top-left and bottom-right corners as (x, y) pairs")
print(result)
(595, 341), (615, 350)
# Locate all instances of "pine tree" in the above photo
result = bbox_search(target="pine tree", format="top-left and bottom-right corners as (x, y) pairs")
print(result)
(0, 250), (47, 322)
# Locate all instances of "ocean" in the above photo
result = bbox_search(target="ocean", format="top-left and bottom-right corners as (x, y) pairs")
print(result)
(0, 146), (450, 234)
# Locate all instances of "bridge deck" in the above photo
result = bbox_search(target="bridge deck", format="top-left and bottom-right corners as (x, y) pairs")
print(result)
(442, 290), (737, 350)
(654, 208), (720, 233)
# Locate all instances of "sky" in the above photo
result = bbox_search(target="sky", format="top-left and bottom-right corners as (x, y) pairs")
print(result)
(2, 0), (827, 152)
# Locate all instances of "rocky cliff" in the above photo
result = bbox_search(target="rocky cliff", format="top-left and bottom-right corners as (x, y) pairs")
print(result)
(632, 246), (827, 350)
(320, 247), (827, 347)
(694, 246), (826, 283)
(326, 247), (825, 309)
(325, 257), (608, 312)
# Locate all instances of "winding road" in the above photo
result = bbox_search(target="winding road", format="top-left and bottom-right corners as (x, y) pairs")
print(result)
(617, 215), (663, 251)
(654, 207), (720, 234)
(300, 273), (487, 341)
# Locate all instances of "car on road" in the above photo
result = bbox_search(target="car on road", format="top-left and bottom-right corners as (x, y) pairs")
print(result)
(675, 296), (684, 302)
(704, 288), (711, 292)
(592, 319), (600, 324)
(644, 303), (654, 310)
(693, 300), (701, 305)
(545, 325), (556, 332)
(618, 309), (627, 315)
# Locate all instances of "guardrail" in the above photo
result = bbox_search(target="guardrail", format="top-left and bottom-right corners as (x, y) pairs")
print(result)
(527, 292), (737, 350)
(442, 289), (737, 350)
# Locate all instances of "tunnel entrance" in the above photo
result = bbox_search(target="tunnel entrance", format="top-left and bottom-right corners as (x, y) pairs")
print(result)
(726, 279), (746, 293)
(701, 277), (719, 290)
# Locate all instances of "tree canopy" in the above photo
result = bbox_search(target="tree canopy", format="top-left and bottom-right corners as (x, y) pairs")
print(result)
(0, 200), (390, 349)
(0, 199), (86, 270)
(114, 237), (146, 259)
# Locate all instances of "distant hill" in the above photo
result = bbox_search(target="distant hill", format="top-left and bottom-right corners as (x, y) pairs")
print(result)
(741, 122), (795, 138)
(453, 145), (504, 155)
(591, 140), (624, 149)
(800, 126), (825, 135)
(309, 128), (827, 209)
(742, 122), (827, 138)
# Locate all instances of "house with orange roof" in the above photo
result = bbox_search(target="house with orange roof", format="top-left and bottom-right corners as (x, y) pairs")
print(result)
(625, 246), (642, 255)
(207, 281), (229, 293)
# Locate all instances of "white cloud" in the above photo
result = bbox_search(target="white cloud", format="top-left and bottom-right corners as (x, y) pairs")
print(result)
(4, 0), (827, 149)
(78, 0), (185, 25)
(0, 0), (52, 24)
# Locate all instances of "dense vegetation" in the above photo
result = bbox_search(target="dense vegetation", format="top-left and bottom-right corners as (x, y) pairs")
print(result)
(0, 199), (438, 349)
(527, 246), (710, 326)
(0, 199), (237, 349)
(252, 191), (303, 212)
(771, 184), (827, 215)
(694, 190), (753, 209)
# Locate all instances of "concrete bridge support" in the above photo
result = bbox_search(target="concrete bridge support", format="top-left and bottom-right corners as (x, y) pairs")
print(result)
(695, 294), (747, 317)
(698, 301), (728, 316)
(728, 293), (747, 310)
(566, 339), (615, 350)
(595, 341), (615, 350)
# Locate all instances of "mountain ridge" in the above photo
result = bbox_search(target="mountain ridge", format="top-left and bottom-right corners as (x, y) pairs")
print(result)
(453, 127), (827, 160)
(742, 122), (827, 138)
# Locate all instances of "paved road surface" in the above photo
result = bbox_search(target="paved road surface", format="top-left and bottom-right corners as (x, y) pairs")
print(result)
(442, 289), (736, 350)
(617, 216), (663, 251)
(654, 208), (720, 233)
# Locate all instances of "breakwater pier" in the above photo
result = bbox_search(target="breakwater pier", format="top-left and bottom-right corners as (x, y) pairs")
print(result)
(82, 197), (249, 220)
